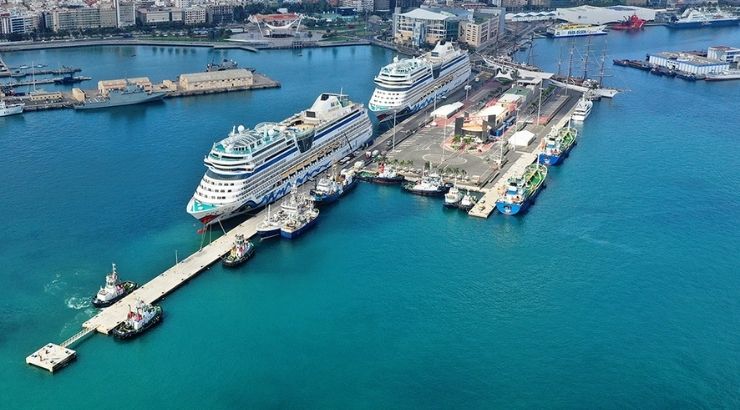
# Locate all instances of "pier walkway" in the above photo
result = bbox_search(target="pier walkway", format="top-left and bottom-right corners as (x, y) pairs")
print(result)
(28, 208), (266, 372)
(83, 212), (263, 334)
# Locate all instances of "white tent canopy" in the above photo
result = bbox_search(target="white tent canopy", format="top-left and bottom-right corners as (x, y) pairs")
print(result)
(509, 130), (535, 147)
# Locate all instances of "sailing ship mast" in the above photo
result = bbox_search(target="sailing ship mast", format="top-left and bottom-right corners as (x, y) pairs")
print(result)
(582, 36), (591, 80)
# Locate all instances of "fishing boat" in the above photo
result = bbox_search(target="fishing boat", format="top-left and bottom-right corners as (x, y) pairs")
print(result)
(279, 189), (320, 239)
(221, 234), (255, 268)
(91, 263), (138, 308)
(256, 205), (286, 239)
(402, 173), (450, 197)
(310, 168), (358, 205)
(443, 184), (463, 208)
(537, 126), (577, 166)
(361, 163), (406, 185)
(495, 163), (548, 215)
(111, 299), (163, 340)
(459, 191), (477, 211)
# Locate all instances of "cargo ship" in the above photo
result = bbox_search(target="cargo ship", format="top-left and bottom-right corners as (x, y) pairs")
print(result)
(74, 83), (166, 110)
(668, 8), (739, 29)
(495, 164), (547, 215)
(611, 14), (645, 30)
(547, 23), (607, 38)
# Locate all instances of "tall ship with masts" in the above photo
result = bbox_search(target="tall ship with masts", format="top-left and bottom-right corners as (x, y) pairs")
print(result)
(550, 38), (619, 99)
(369, 41), (471, 123)
(187, 93), (373, 225)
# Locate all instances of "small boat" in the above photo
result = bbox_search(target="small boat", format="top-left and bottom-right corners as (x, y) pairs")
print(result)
(495, 163), (548, 215)
(111, 299), (163, 340)
(91, 263), (138, 308)
(443, 184), (463, 208)
(459, 191), (477, 211)
(402, 173), (450, 197)
(537, 126), (577, 166)
(221, 234), (255, 268)
(571, 94), (593, 122)
(256, 205), (285, 239)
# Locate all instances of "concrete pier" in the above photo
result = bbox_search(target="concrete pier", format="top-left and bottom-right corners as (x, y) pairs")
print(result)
(468, 153), (537, 218)
(26, 344), (77, 373)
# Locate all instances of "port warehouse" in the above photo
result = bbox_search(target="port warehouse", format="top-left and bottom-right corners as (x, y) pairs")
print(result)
(648, 52), (730, 75)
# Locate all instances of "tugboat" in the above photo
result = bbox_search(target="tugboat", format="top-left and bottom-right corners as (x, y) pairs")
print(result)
(459, 191), (477, 211)
(495, 163), (548, 215)
(91, 263), (138, 308)
(111, 299), (163, 340)
(444, 184), (463, 208)
(221, 234), (255, 268)
(402, 173), (450, 197)
(370, 163), (406, 184)
(256, 205), (286, 239)
(537, 126), (577, 166)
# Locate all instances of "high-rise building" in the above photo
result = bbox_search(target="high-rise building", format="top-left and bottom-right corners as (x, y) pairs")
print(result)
(458, 8), (504, 48)
(374, 0), (391, 12)
(393, 8), (460, 47)
(206, 5), (234, 25)
(0, 12), (39, 35)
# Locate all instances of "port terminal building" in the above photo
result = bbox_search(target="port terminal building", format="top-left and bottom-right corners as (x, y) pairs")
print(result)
(707, 46), (740, 65)
(648, 52), (730, 75)
(555, 5), (657, 25)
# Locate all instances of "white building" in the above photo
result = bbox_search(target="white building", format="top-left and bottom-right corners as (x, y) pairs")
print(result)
(393, 8), (459, 47)
(556, 5), (657, 25)
(648, 52), (729, 75)
(707, 46), (740, 65)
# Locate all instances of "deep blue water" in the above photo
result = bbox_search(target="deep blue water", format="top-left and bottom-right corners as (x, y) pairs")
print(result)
(1, 27), (739, 408)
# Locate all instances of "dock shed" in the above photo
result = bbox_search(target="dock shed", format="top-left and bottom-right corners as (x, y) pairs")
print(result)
(648, 52), (729, 75)
(509, 130), (535, 147)
(98, 77), (152, 94)
(178, 69), (254, 91)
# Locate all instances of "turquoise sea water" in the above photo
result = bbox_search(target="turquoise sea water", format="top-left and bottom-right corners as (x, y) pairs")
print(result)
(1, 27), (739, 408)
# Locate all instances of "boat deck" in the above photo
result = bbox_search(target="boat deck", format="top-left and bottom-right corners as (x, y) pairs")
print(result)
(468, 153), (537, 218)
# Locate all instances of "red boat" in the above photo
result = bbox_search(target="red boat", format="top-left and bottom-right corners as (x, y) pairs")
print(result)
(611, 14), (645, 30)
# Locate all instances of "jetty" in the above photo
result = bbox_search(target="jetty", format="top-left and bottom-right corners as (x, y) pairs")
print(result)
(468, 153), (537, 218)
(27, 208), (265, 372)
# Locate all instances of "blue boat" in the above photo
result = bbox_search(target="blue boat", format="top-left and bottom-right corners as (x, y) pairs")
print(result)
(495, 164), (548, 215)
(537, 126), (577, 166)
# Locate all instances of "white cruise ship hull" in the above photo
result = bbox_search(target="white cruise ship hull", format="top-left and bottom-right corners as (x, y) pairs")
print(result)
(188, 111), (373, 225)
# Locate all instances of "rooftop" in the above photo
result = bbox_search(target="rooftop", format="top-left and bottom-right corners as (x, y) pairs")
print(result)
(399, 8), (452, 21)
(650, 52), (728, 67)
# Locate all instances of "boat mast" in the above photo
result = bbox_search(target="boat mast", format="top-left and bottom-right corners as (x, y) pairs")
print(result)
(582, 36), (591, 80)
(556, 47), (562, 76)
(526, 33), (535, 66)
(598, 50), (606, 87)
(566, 41), (574, 83)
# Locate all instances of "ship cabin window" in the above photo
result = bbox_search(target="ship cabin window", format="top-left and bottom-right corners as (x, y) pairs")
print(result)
(306, 111), (316, 118)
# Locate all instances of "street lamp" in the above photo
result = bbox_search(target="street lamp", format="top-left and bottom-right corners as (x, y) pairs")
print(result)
(464, 84), (472, 101)
(392, 109), (397, 150)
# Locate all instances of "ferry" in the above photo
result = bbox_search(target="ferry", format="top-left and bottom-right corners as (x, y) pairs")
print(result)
(0, 99), (24, 116)
(547, 23), (607, 38)
(369, 41), (471, 123)
(495, 164), (548, 215)
(571, 95), (593, 122)
(111, 299), (163, 340)
(668, 8), (739, 29)
(537, 126), (577, 166)
(187, 93), (373, 225)
(91, 263), (138, 308)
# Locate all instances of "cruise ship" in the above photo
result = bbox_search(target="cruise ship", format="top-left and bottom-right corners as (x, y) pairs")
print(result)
(668, 8), (739, 29)
(368, 41), (471, 122)
(187, 93), (373, 225)
(547, 23), (608, 38)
